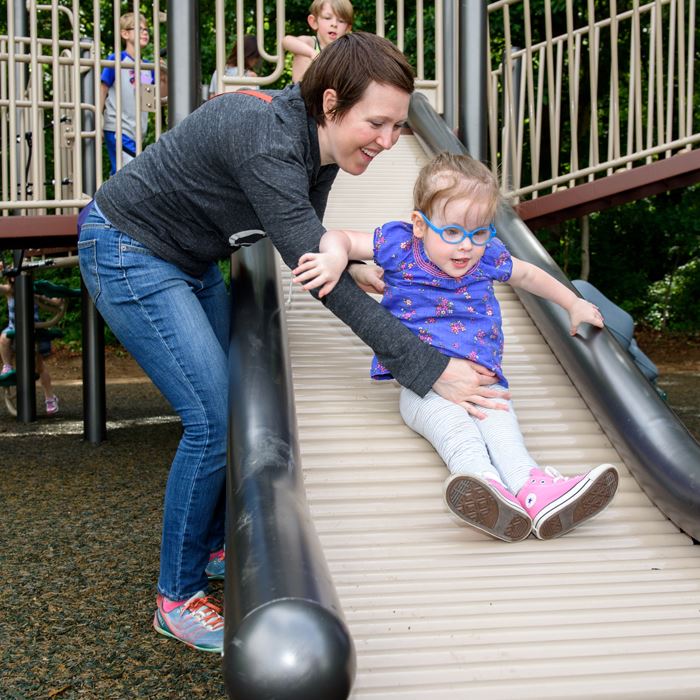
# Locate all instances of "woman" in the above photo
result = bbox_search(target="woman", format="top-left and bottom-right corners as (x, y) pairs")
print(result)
(78, 32), (502, 653)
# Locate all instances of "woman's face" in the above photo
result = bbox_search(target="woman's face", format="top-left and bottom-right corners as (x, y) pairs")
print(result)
(317, 81), (410, 176)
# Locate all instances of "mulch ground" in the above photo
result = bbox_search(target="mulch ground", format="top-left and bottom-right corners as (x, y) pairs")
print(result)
(1, 331), (697, 699)
(0, 381), (227, 699)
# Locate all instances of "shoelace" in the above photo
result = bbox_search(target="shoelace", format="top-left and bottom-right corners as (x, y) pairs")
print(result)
(181, 595), (224, 631)
(543, 466), (567, 482)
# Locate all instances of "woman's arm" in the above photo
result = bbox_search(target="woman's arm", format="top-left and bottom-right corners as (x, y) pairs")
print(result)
(509, 257), (604, 335)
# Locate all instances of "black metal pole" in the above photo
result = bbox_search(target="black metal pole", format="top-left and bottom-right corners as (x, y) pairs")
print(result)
(14, 272), (36, 422)
(79, 45), (106, 444)
(81, 283), (106, 444)
(224, 240), (355, 699)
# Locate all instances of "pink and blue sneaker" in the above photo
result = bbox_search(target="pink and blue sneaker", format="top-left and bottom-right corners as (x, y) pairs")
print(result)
(517, 464), (619, 540)
(205, 548), (225, 580)
(153, 591), (224, 653)
(444, 472), (532, 542)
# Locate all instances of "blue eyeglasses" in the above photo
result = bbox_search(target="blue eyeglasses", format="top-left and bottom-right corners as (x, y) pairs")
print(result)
(418, 211), (496, 246)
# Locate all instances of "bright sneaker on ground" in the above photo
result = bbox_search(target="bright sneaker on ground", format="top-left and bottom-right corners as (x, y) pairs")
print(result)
(205, 548), (225, 580)
(443, 472), (532, 542)
(517, 464), (619, 540)
(45, 395), (59, 415)
(153, 591), (224, 653)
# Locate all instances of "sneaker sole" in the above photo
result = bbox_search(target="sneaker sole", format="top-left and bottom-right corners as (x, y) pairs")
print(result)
(152, 610), (223, 654)
(444, 475), (532, 542)
(533, 464), (619, 540)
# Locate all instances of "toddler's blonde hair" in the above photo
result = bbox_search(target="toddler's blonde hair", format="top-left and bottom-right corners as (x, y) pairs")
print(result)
(414, 152), (501, 225)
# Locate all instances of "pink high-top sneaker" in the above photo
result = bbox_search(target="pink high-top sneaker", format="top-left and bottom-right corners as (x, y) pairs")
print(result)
(444, 473), (532, 542)
(517, 464), (619, 540)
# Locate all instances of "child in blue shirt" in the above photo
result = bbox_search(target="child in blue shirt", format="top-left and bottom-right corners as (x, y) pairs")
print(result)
(100, 12), (167, 174)
(294, 151), (619, 542)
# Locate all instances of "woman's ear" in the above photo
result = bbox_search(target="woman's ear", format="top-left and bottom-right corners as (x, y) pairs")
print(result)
(411, 211), (426, 239)
(322, 89), (338, 120)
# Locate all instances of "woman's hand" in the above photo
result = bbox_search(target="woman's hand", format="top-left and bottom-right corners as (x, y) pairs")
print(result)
(432, 357), (510, 419)
(348, 263), (385, 294)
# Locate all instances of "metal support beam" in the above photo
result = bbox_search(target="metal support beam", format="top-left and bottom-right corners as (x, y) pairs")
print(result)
(81, 283), (106, 445)
(15, 272), (36, 422)
(442, 0), (458, 130)
(166, 0), (202, 128)
(459, 0), (488, 161)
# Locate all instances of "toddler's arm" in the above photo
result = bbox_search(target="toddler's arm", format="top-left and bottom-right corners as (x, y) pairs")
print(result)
(293, 229), (373, 298)
(509, 258), (604, 335)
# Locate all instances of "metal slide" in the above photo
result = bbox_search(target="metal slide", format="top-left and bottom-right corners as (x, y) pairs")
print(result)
(285, 120), (700, 697)
(224, 102), (700, 698)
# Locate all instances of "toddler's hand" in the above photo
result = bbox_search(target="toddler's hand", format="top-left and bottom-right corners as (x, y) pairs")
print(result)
(293, 251), (347, 298)
(569, 298), (604, 336)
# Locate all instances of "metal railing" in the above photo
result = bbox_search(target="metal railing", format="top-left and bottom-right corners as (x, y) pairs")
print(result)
(487, 0), (699, 199)
(1, 0), (167, 213)
(1, 1), (443, 214)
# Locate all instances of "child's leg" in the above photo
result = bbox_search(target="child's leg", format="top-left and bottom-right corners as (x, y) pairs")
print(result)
(36, 352), (54, 398)
(399, 387), (493, 475)
(36, 352), (59, 414)
(472, 385), (537, 495)
(400, 388), (531, 542)
(0, 330), (14, 371)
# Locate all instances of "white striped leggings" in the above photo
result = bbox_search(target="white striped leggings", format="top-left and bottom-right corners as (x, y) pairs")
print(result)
(399, 385), (537, 495)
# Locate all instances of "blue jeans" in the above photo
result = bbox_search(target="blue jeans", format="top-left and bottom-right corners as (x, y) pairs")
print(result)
(78, 207), (230, 600)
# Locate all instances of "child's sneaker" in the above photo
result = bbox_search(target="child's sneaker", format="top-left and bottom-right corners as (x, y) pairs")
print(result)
(205, 548), (225, 580)
(517, 464), (619, 540)
(45, 395), (59, 415)
(153, 591), (224, 653)
(0, 365), (16, 387)
(444, 473), (532, 542)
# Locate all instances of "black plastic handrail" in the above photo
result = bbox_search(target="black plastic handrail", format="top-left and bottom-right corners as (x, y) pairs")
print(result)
(224, 240), (355, 699)
(409, 92), (700, 541)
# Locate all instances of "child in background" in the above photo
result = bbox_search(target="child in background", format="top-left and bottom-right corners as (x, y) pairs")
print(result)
(283, 0), (353, 82)
(0, 271), (59, 416)
(100, 12), (167, 174)
(293, 151), (619, 542)
(209, 35), (262, 96)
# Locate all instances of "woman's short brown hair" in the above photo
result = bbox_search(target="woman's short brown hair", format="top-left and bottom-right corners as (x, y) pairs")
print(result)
(301, 32), (414, 125)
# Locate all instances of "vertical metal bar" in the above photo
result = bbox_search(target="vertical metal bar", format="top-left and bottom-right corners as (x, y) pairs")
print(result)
(687, 0), (696, 142)
(81, 282), (106, 444)
(442, 0), (457, 130)
(81, 47), (96, 199)
(15, 272), (36, 423)
(166, 0), (201, 128)
(459, 0), (487, 162)
(79, 31), (105, 443)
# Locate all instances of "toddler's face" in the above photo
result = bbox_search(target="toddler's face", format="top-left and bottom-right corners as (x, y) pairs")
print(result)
(309, 3), (351, 48)
(412, 195), (493, 279)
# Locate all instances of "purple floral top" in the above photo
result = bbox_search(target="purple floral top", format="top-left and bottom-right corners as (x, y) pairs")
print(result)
(370, 220), (513, 386)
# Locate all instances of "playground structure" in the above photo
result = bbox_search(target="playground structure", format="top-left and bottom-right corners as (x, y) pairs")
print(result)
(2, 1), (700, 698)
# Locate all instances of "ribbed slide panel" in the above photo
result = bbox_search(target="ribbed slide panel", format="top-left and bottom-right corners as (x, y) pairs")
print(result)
(283, 136), (700, 698)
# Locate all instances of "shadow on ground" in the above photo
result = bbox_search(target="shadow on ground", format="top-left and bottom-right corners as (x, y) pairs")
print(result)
(0, 382), (227, 700)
